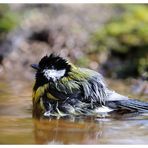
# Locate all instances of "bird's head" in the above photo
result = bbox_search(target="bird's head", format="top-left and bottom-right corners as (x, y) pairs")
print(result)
(31, 54), (71, 84)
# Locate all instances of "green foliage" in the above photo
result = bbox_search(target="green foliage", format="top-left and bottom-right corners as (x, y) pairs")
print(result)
(0, 4), (19, 40)
(0, 12), (18, 32)
(92, 5), (148, 78)
(76, 56), (91, 67)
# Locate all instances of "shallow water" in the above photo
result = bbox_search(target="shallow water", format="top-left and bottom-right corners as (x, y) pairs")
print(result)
(0, 78), (148, 144)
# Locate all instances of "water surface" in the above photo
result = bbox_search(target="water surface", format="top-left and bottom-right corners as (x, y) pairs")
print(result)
(0, 78), (148, 144)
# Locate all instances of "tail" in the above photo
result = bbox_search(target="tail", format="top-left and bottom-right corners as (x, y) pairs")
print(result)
(107, 99), (148, 113)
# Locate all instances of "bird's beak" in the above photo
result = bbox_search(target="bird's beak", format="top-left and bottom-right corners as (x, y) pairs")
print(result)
(31, 64), (39, 70)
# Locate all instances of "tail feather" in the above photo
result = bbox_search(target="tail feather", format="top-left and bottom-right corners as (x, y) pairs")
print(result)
(107, 99), (148, 113)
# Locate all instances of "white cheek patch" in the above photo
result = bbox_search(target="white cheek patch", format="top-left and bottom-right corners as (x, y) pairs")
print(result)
(43, 69), (66, 81)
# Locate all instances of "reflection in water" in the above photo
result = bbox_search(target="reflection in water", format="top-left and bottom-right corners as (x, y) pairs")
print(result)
(33, 117), (105, 144)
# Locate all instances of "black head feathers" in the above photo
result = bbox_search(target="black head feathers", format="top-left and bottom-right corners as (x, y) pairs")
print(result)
(38, 53), (71, 73)
(32, 54), (71, 90)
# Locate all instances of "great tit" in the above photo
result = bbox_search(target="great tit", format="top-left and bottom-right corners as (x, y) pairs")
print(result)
(31, 53), (148, 118)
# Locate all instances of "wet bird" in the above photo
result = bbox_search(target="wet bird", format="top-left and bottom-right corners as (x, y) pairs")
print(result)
(31, 53), (148, 118)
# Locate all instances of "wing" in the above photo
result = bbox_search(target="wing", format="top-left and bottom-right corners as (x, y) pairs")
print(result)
(76, 68), (108, 105)
(47, 67), (108, 106)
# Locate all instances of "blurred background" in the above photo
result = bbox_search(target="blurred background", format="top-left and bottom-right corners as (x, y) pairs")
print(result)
(0, 4), (147, 96)
(0, 4), (148, 144)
